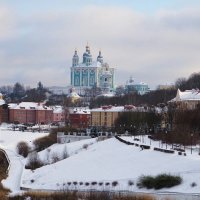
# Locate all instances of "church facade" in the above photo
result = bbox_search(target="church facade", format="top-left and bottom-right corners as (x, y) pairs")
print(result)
(70, 45), (115, 95)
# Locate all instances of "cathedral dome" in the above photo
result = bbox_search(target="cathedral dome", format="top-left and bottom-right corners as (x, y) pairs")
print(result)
(72, 50), (79, 67)
(97, 50), (103, 63)
(83, 52), (88, 56)
(97, 55), (103, 59)
(73, 50), (79, 57)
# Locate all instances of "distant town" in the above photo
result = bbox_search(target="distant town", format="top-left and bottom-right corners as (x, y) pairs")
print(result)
(0, 46), (200, 200)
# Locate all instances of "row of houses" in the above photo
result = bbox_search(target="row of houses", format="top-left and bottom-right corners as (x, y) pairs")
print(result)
(74, 87), (198, 128)
(0, 89), (200, 127)
(0, 93), (65, 125)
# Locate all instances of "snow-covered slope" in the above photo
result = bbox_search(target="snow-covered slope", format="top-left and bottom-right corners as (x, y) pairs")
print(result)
(38, 138), (97, 164)
(21, 137), (200, 193)
(0, 125), (49, 192)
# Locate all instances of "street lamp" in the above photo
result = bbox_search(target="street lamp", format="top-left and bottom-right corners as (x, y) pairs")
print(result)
(149, 129), (152, 145)
(130, 124), (132, 136)
(191, 133), (194, 154)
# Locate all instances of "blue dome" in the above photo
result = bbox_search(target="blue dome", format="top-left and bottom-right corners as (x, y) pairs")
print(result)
(83, 52), (89, 57)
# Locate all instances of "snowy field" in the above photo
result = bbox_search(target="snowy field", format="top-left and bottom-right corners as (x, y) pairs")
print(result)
(21, 136), (200, 194)
(0, 123), (49, 152)
(1, 123), (200, 198)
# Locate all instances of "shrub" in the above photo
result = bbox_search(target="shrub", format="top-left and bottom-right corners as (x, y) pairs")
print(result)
(51, 152), (60, 164)
(30, 179), (34, 183)
(91, 181), (97, 185)
(137, 175), (155, 189)
(25, 152), (43, 170)
(62, 145), (69, 159)
(73, 181), (78, 186)
(112, 181), (118, 187)
(137, 174), (182, 190)
(154, 174), (182, 189)
(128, 180), (134, 186)
(191, 182), (197, 187)
(33, 133), (57, 152)
(16, 141), (30, 157)
(83, 144), (89, 150)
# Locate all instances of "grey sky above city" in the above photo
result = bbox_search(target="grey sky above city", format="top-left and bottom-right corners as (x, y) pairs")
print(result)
(0, 0), (200, 89)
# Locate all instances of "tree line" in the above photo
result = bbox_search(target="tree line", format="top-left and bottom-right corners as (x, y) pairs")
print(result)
(0, 81), (49, 103)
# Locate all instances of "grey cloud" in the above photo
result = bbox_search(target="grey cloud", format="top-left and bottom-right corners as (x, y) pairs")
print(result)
(0, 6), (200, 88)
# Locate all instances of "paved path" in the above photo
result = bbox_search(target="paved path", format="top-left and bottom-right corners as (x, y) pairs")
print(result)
(1, 148), (24, 193)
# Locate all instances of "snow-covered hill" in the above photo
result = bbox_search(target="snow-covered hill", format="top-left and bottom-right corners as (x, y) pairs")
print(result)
(21, 137), (200, 193)
(0, 125), (48, 192)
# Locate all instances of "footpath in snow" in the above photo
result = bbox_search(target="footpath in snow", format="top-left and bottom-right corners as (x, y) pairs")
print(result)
(0, 125), (48, 193)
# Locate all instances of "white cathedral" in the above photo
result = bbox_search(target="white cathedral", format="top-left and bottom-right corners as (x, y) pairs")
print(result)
(70, 45), (115, 95)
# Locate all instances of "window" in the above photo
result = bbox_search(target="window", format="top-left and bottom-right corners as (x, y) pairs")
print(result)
(75, 77), (79, 85)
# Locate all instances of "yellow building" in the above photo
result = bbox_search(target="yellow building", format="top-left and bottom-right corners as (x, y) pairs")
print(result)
(91, 105), (136, 128)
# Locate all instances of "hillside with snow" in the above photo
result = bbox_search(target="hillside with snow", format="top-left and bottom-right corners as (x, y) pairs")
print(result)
(0, 124), (48, 192)
(1, 123), (200, 197)
(21, 136), (200, 194)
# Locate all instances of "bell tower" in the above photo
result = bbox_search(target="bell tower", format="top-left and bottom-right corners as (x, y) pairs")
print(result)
(72, 49), (79, 67)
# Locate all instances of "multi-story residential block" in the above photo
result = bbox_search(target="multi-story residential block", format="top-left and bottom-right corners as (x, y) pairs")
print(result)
(9, 102), (53, 124)
(91, 105), (136, 128)
(68, 107), (91, 129)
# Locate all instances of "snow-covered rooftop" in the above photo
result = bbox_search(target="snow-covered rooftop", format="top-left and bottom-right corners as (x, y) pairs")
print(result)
(52, 106), (64, 114)
(97, 93), (115, 98)
(8, 102), (52, 110)
(91, 105), (136, 112)
(69, 107), (91, 114)
(171, 89), (200, 101)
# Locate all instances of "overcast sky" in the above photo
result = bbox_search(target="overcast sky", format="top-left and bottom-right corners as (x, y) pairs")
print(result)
(0, 0), (200, 89)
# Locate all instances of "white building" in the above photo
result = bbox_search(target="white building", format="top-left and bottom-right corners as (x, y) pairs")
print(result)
(70, 45), (115, 95)
(125, 76), (150, 95)
(169, 89), (200, 110)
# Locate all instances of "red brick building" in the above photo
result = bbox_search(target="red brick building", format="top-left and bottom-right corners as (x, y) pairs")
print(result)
(68, 108), (90, 129)
(0, 94), (9, 124)
(52, 106), (65, 123)
(9, 102), (53, 124)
